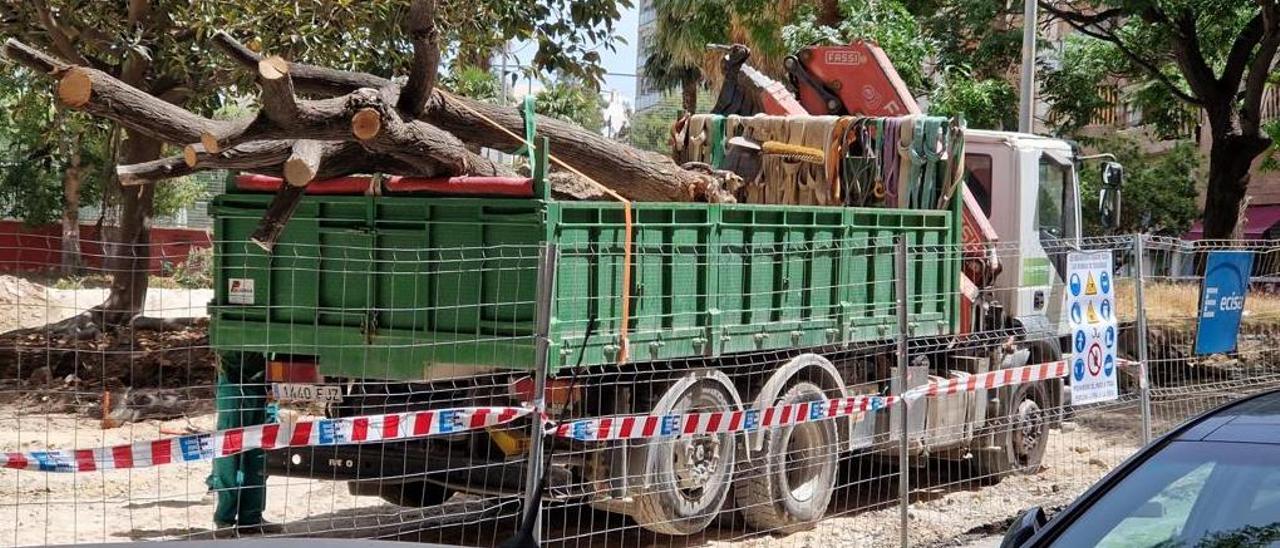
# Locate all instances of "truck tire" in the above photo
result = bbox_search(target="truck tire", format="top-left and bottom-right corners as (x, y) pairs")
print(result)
(631, 380), (737, 536)
(974, 382), (1049, 481)
(377, 481), (454, 507)
(735, 381), (837, 533)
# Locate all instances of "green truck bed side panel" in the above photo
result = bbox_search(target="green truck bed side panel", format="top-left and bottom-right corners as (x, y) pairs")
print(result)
(211, 194), (956, 381)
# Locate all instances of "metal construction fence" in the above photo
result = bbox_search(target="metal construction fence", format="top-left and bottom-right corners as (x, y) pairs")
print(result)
(2, 227), (1280, 547)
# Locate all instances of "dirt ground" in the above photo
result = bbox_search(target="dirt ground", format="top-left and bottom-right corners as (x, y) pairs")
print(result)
(0, 405), (1144, 547)
(0, 406), (388, 546)
(0, 274), (212, 334)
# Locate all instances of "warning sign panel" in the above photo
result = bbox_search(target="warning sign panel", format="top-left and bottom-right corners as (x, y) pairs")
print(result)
(1067, 251), (1117, 405)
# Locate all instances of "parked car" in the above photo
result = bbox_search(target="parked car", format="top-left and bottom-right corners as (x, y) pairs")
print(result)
(1002, 389), (1280, 547)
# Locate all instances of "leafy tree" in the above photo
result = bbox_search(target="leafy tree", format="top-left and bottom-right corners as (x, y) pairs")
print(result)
(0, 0), (628, 323)
(1079, 135), (1201, 236)
(928, 66), (1019, 129)
(536, 78), (606, 132)
(1038, 1), (1280, 239)
(780, 0), (1017, 128)
(442, 65), (502, 102)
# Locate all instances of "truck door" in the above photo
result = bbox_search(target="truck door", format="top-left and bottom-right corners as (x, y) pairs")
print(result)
(1018, 148), (1081, 336)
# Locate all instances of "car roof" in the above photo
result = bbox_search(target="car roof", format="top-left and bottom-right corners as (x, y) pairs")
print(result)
(1175, 390), (1280, 444)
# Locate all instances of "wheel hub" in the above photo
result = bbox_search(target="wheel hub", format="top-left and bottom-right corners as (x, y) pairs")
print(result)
(675, 435), (722, 492)
(1012, 398), (1043, 463)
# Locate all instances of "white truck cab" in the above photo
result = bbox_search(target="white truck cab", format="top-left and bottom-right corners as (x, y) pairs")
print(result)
(963, 130), (1091, 340)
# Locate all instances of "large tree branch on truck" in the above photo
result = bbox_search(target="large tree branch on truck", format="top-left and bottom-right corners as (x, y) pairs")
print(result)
(117, 140), (432, 185)
(209, 32), (736, 202)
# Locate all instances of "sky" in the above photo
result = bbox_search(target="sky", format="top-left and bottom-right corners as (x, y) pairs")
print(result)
(500, 3), (641, 104)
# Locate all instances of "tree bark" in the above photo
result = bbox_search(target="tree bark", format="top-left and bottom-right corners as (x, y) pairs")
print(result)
(206, 33), (734, 202)
(118, 140), (436, 184)
(60, 141), (82, 274)
(424, 91), (734, 202)
(681, 72), (698, 115)
(101, 129), (160, 324)
(1200, 131), (1272, 239)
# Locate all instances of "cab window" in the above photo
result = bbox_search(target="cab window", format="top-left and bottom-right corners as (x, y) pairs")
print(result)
(1037, 155), (1076, 240)
(965, 153), (994, 217)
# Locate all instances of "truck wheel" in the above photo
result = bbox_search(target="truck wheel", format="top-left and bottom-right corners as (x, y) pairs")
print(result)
(377, 481), (454, 507)
(974, 383), (1049, 481)
(735, 381), (837, 533)
(632, 380), (737, 536)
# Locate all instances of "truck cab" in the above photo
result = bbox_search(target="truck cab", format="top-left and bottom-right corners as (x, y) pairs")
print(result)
(963, 130), (1084, 340)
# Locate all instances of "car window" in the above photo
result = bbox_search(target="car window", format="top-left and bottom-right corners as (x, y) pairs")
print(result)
(1051, 441), (1280, 547)
(1095, 462), (1213, 547)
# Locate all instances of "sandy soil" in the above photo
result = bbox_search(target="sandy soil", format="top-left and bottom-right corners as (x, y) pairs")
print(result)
(0, 274), (212, 333)
(0, 405), (1144, 547)
(0, 407), (389, 546)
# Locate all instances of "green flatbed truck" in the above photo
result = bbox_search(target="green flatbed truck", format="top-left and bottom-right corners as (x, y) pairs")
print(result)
(210, 119), (1122, 535)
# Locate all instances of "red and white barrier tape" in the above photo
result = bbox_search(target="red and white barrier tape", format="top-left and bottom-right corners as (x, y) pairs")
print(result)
(553, 359), (1077, 441)
(1, 406), (527, 473)
(553, 394), (898, 441)
(922, 360), (1069, 397)
(3, 358), (1114, 471)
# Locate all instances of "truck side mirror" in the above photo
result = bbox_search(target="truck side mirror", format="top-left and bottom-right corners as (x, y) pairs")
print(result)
(1000, 506), (1048, 548)
(1099, 162), (1123, 229)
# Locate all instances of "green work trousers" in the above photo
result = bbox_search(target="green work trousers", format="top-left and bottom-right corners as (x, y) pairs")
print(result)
(209, 351), (271, 527)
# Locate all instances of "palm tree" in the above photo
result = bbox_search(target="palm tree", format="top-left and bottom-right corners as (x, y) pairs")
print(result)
(645, 0), (728, 113)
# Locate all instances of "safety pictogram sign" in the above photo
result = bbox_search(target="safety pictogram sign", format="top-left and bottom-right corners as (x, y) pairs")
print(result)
(1067, 251), (1117, 405)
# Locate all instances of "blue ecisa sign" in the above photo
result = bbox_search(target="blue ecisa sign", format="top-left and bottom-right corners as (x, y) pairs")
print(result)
(1195, 251), (1255, 355)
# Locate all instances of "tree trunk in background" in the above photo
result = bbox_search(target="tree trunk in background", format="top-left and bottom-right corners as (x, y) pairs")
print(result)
(681, 72), (698, 115)
(59, 142), (82, 274)
(817, 0), (841, 27)
(1200, 125), (1271, 240)
(100, 129), (159, 323)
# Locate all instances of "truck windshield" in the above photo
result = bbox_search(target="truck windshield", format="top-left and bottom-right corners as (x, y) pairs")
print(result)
(1036, 156), (1075, 240)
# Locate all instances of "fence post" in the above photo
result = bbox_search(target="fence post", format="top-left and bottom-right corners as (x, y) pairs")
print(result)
(1133, 234), (1152, 444)
(895, 235), (910, 548)
(520, 243), (559, 544)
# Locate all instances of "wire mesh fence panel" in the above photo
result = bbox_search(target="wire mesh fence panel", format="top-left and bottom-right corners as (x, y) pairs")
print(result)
(891, 236), (1146, 546)
(6, 207), (1280, 548)
(1139, 237), (1280, 435)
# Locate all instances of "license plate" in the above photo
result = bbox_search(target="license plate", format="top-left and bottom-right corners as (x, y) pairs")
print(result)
(272, 383), (343, 403)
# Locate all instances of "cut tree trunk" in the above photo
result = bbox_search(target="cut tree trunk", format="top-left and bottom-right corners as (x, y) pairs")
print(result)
(201, 33), (735, 203)
(424, 91), (735, 202)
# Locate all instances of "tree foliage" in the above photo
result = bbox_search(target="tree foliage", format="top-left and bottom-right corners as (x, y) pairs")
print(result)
(442, 65), (503, 102)
(928, 65), (1018, 129)
(1038, 0), (1280, 239)
(0, 67), (107, 225)
(1079, 136), (1201, 236)
(536, 78), (606, 132)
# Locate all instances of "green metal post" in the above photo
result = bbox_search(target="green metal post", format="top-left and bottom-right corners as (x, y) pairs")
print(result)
(533, 136), (551, 200)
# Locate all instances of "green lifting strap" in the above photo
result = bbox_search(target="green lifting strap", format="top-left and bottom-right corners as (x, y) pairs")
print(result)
(708, 115), (726, 170)
(512, 96), (537, 167)
(919, 118), (946, 209)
